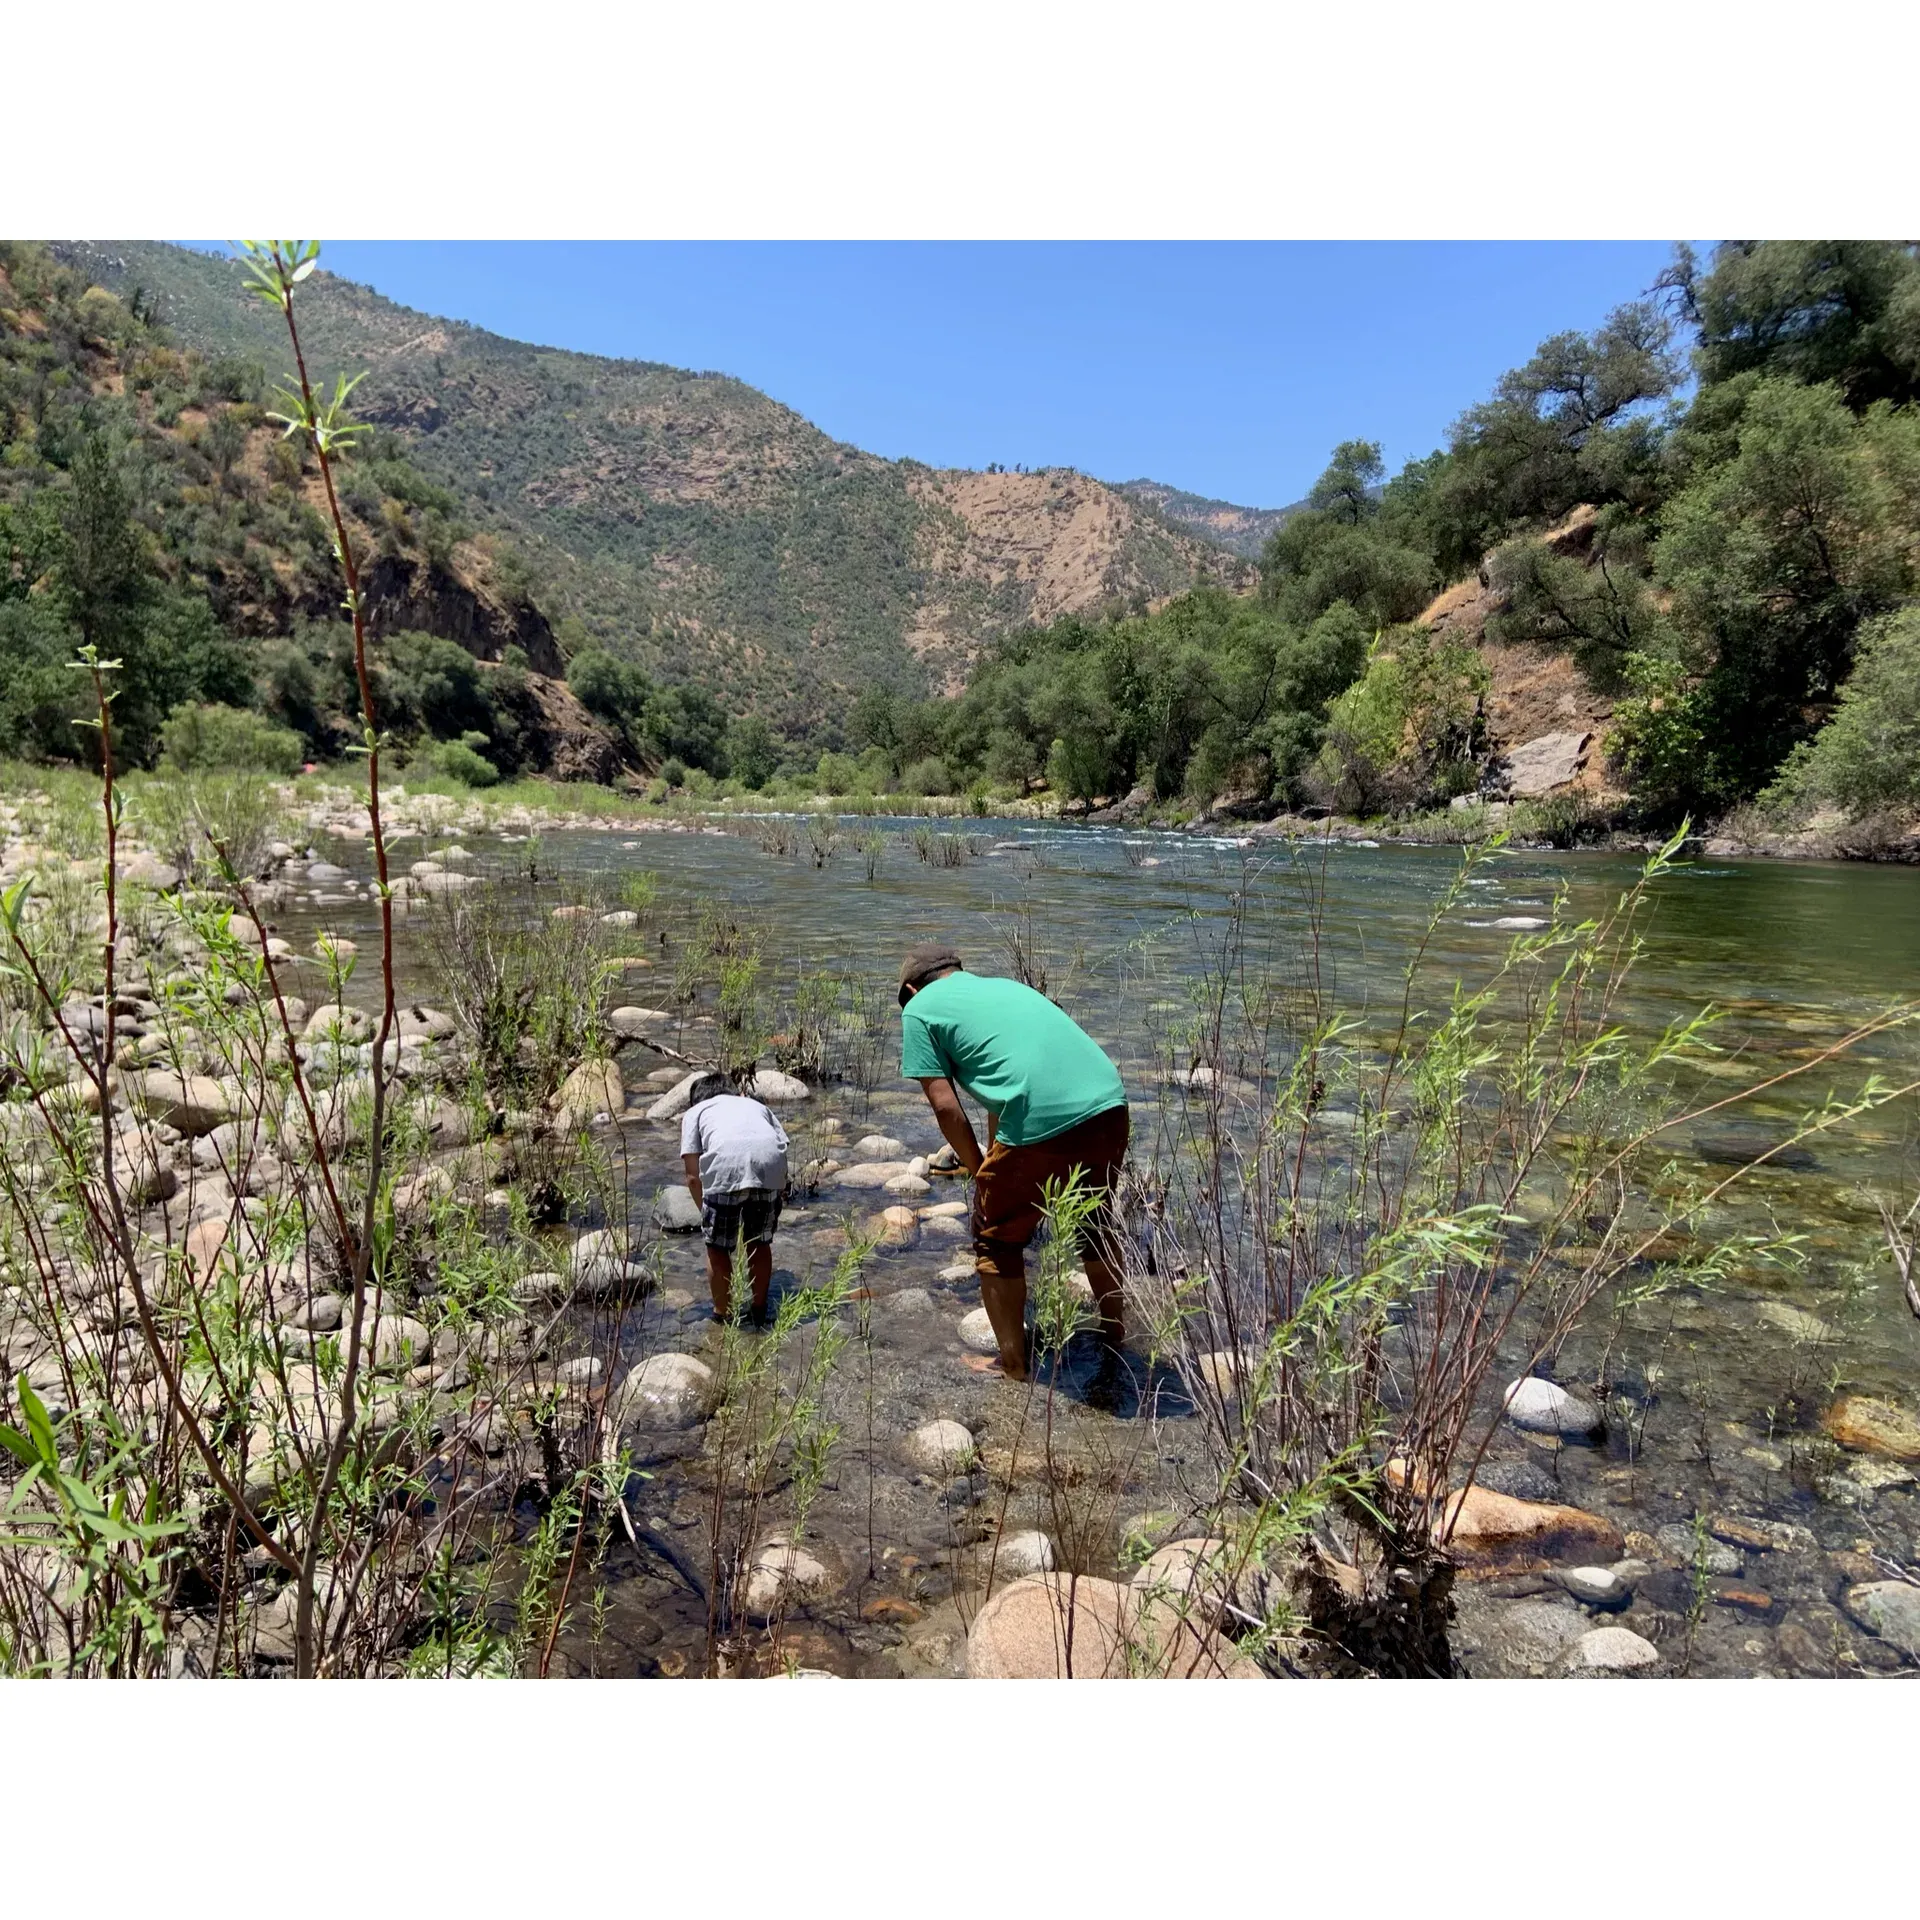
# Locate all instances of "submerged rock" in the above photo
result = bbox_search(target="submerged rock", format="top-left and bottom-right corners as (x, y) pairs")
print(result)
(853, 1134), (907, 1158)
(1822, 1395), (1920, 1462)
(1503, 1375), (1604, 1438)
(871, 1205), (920, 1249)
(1843, 1581), (1920, 1660)
(742, 1535), (834, 1620)
(1654, 1524), (1742, 1574)
(1457, 1597), (1590, 1675)
(609, 1006), (671, 1038)
(1573, 1625), (1660, 1672)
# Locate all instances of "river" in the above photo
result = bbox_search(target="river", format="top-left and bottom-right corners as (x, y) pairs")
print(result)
(278, 814), (1920, 1676)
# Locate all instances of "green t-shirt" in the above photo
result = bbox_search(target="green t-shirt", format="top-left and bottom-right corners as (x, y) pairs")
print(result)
(900, 971), (1125, 1147)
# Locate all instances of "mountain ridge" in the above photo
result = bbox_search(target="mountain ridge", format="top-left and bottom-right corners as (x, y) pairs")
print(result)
(57, 243), (1256, 733)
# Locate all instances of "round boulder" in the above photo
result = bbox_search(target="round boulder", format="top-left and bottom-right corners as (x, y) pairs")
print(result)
(906, 1418), (975, 1474)
(1503, 1375), (1604, 1438)
(613, 1352), (714, 1432)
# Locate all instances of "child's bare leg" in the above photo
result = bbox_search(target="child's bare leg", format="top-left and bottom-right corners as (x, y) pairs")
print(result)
(747, 1242), (773, 1319)
(704, 1244), (734, 1317)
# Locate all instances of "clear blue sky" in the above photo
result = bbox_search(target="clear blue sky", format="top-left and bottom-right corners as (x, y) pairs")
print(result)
(233, 241), (1689, 508)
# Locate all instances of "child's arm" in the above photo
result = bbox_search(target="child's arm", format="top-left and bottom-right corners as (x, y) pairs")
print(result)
(681, 1152), (704, 1207)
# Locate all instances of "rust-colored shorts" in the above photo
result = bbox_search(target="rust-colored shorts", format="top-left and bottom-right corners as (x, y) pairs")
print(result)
(971, 1104), (1129, 1283)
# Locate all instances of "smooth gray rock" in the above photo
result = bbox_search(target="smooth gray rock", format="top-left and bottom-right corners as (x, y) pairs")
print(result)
(1574, 1625), (1660, 1672)
(645, 1071), (707, 1123)
(1844, 1581), (1920, 1660)
(652, 1186), (704, 1234)
(1503, 1375), (1604, 1437)
(1557, 1565), (1631, 1609)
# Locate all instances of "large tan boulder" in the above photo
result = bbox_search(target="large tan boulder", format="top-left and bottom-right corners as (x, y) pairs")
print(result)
(966, 1574), (1262, 1679)
(553, 1060), (626, 1128)
(1435, 1483), (1623, 1560)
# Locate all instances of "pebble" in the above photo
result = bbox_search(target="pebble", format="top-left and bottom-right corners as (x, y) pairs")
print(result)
(958, 1307), (999, 1354)
(555, 1356), (603, 1390)
(1503, 1375), (1603, 1437)
(938, 1262), (977, 1284)
(906, 1419), (975, 1474)
(1574, 1625), (1660, 1672)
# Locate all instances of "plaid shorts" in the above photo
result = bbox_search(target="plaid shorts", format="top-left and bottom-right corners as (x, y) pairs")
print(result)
(702, 1187), (783, 1251)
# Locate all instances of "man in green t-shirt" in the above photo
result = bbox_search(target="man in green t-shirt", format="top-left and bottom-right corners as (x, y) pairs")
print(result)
(898, 942), (1129, 1381)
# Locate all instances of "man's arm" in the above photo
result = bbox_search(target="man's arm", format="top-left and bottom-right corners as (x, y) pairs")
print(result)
(916, 1076), (984, 1175)
(681, 1152), (704, 1207)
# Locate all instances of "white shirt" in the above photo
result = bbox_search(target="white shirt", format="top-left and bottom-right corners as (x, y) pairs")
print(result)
(680, 1094), (789, 1196)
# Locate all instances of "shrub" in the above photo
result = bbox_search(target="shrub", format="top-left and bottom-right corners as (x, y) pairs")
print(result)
(431, 738), (500, 788)
(899, 754), (951, 796)
(159, 701), (305, 776)
(1762, 605), (1920, 816)
(660, 757), (688, 789)
(814, 750), (858, 795)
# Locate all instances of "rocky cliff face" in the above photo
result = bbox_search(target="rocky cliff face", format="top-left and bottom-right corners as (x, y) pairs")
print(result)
(1416, 507), (1622, 801)
(360, 552), (565, 676)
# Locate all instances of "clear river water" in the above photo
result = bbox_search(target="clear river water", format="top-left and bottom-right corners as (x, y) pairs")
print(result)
(282, 814), (1920, 1676)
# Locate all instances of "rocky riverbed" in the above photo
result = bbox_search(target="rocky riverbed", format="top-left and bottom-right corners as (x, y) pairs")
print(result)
(3, 795), (1917, 1678)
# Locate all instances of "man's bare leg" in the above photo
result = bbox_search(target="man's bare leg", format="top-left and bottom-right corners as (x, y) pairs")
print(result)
(978, 1250), (1029, 1380)
(746, 1242), (773, 1321)
(1083, 1248), (1125, 1349)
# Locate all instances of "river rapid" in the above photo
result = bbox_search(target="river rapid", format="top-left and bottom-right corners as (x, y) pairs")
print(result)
(277, 814), (1920, 1677)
